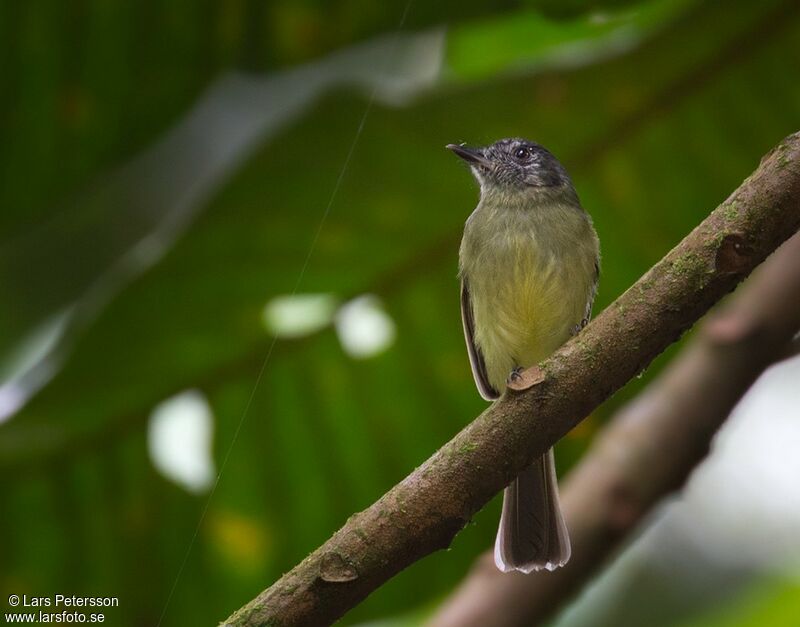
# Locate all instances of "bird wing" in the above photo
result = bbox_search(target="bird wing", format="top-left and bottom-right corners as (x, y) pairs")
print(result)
(461, 280), (500, 400)
(576, 261), (601, 333)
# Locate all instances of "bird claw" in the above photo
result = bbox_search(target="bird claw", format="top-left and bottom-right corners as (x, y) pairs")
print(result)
(506, 367), (525, 385)
(571, 317), (590, 336)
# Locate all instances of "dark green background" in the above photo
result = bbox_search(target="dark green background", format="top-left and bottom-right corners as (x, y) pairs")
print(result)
(2, 1), (800, 625)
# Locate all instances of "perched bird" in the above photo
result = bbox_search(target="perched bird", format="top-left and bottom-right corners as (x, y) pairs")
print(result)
(448, 138), (600, 573)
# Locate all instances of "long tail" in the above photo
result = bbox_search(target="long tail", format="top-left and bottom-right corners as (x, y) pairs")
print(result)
(494, 448), (571, 573)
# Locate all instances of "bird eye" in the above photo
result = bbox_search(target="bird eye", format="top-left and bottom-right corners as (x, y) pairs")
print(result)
(514, 147), (530, 161)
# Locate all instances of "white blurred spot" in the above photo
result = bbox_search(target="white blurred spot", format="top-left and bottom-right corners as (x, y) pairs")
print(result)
(261, 293), (338, 339)
(0, 310), (72, 423)
(0, 385), (27, 423)
(589, 12), (613, 25)
(148, 390), (216, 493)
(335, 295), (396, 359)
(676, 354), (800, 571)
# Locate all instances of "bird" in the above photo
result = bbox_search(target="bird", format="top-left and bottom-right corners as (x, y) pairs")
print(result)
(448, 137), (600, 573)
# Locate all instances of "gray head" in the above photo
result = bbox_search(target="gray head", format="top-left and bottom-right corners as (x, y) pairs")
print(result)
(447, 138), (578, 204)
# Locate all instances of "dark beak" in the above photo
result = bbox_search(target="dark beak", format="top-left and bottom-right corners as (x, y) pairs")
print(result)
(446, 143), (492, 168)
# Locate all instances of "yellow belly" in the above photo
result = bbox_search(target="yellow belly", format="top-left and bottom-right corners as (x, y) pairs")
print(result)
(470, 254), (587, 392)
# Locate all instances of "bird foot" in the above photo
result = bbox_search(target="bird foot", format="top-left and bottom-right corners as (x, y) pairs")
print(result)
(506, 367), (524, 385)
(506, 365), (547, 392)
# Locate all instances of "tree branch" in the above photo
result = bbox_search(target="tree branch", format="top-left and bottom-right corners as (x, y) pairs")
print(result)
(222, 133), (800, 627)
(429, 229), (800, 627)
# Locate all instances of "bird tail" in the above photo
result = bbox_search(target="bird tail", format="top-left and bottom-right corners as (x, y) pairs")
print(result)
(494, 448), (571, 573)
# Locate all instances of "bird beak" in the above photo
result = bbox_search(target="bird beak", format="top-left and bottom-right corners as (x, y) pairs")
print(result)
(446, 143), (492, 168)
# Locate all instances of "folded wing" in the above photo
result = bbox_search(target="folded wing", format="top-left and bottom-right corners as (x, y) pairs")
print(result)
(460, 280), (500, 401)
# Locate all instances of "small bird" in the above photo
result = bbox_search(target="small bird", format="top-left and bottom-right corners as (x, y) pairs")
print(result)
(448, 138), (600, 573)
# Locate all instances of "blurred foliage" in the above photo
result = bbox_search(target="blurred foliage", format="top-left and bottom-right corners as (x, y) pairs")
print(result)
(2, 0), (800, 625)
(680, 578), (800, 627)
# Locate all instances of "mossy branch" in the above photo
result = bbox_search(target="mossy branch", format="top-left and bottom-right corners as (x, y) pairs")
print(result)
(222, 132), (800, 627)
